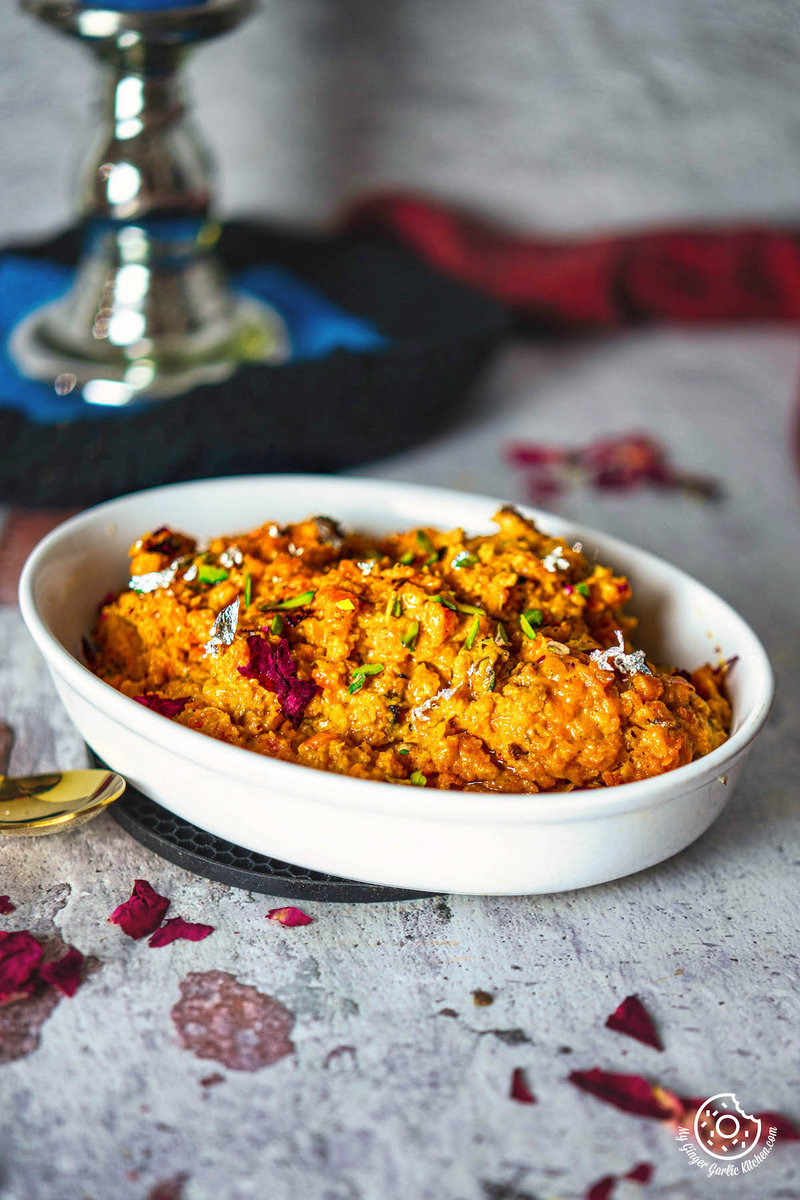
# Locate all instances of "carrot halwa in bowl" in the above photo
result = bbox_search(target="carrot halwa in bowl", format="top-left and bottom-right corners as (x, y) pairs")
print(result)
(89, 506), (731, 794)
(19, 475), (772, 893)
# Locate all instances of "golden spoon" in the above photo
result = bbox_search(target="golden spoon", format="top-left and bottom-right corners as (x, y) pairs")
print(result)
(0, 769), (126, 837)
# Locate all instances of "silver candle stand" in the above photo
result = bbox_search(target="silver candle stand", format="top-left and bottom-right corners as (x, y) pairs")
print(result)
(12, 0), (286, 406)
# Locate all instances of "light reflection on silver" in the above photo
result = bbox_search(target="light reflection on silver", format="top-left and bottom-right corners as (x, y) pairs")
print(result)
(115, 75), (143, 121)
(76, 11), (117, 37)
(114, 264), (149, 304)
(106, 162), (141, 208)
(219, 545), (243, 568)
(124, 361), (155, 389)
(83, 379), (135, 406)
(589, 630), (651, 677)
(129, 565), (177, 593)
(108, 309), (146, 346)
(204, 597), (239, 657)
(542, 546), (570, 573)
(54, 372), (77, 396)
(129, 554), (192, 593)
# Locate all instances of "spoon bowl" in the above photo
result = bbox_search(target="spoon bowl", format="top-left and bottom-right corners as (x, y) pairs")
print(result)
(0, 769), (126, 836)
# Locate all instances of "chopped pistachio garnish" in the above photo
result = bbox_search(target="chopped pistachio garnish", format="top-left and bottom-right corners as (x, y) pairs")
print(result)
(452, 550), (479, 570)
(494, 622), (510, 646)
(487, 669), (496, 692)
(416, 529), (439, 565)
(386, 592), (403, 618)
(398, 747), (410, 755)
(576, 582), (590, 598)
(197, 564), (229, 585)
(524, 608), (543, 625)
(430, 595), (486, 616)
(261, 590), (315, 611)
(244, 572), (252, 608)
(336, 598), (356, 611)
(400, 620), (419, 649)
(399, 552), (415, 566)
(519, 611), (542, 639)
(465, 614), (480, 650)
(348, 662), (385, 695)
(270, 614), (284, 635)
(410, 770), (427, 786)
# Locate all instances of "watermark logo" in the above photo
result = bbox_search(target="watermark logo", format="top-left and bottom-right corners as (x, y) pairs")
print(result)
(694, 1094), (761, 1161)
(675, 1093), (778, 1177)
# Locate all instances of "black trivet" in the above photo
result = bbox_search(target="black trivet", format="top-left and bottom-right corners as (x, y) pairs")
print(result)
(91, 750), (432, 903)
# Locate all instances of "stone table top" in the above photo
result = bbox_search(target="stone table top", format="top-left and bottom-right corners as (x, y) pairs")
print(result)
(1, 329), (799, 1200)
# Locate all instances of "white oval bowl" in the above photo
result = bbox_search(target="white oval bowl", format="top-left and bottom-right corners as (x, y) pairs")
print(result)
(19, 475), (773, 895)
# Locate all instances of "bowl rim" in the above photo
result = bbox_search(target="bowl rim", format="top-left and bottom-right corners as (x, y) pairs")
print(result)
(19, 473), (775, 825)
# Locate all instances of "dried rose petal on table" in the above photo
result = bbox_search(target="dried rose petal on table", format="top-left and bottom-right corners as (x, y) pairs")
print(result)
(568, 1068), (675, 1119)
(148, 918), (215, 948)
(585, 1176), (616, 1200)
(39, 947), (85, 997)
(506, 433), (722, 504)
(509, 1067), (537, 1104)
(585, 1162), (654, 1200)
(266, 907), (313, 927)
(605, 995), (663, 1051)
(0, 930), (44, 1004)
(0, 895), (16, 914)
(109, 879), (171, 939)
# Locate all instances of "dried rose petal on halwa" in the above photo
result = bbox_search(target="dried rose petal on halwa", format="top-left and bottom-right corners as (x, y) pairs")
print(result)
(148, 918), (214, 948)
(0, 895), (16, 915)
(134, 694), (190, 719)
(109, 879), (171, 939)
(39, 947), (85, 997)
(266, 906), (313, 927)
(568, 1068), (675, 1119)
(509, 1067), (536, 1104)
(605, 995), (662, 1051)
(0, 929), (43, 1003)
(238, 634), (318, 728)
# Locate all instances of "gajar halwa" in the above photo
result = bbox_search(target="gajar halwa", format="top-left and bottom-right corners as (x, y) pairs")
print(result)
(89, 507), (731, 793)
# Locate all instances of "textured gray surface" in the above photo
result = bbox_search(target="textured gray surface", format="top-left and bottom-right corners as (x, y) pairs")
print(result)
(1, 327), (799, 1199)
(4, 0), (800, 239)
